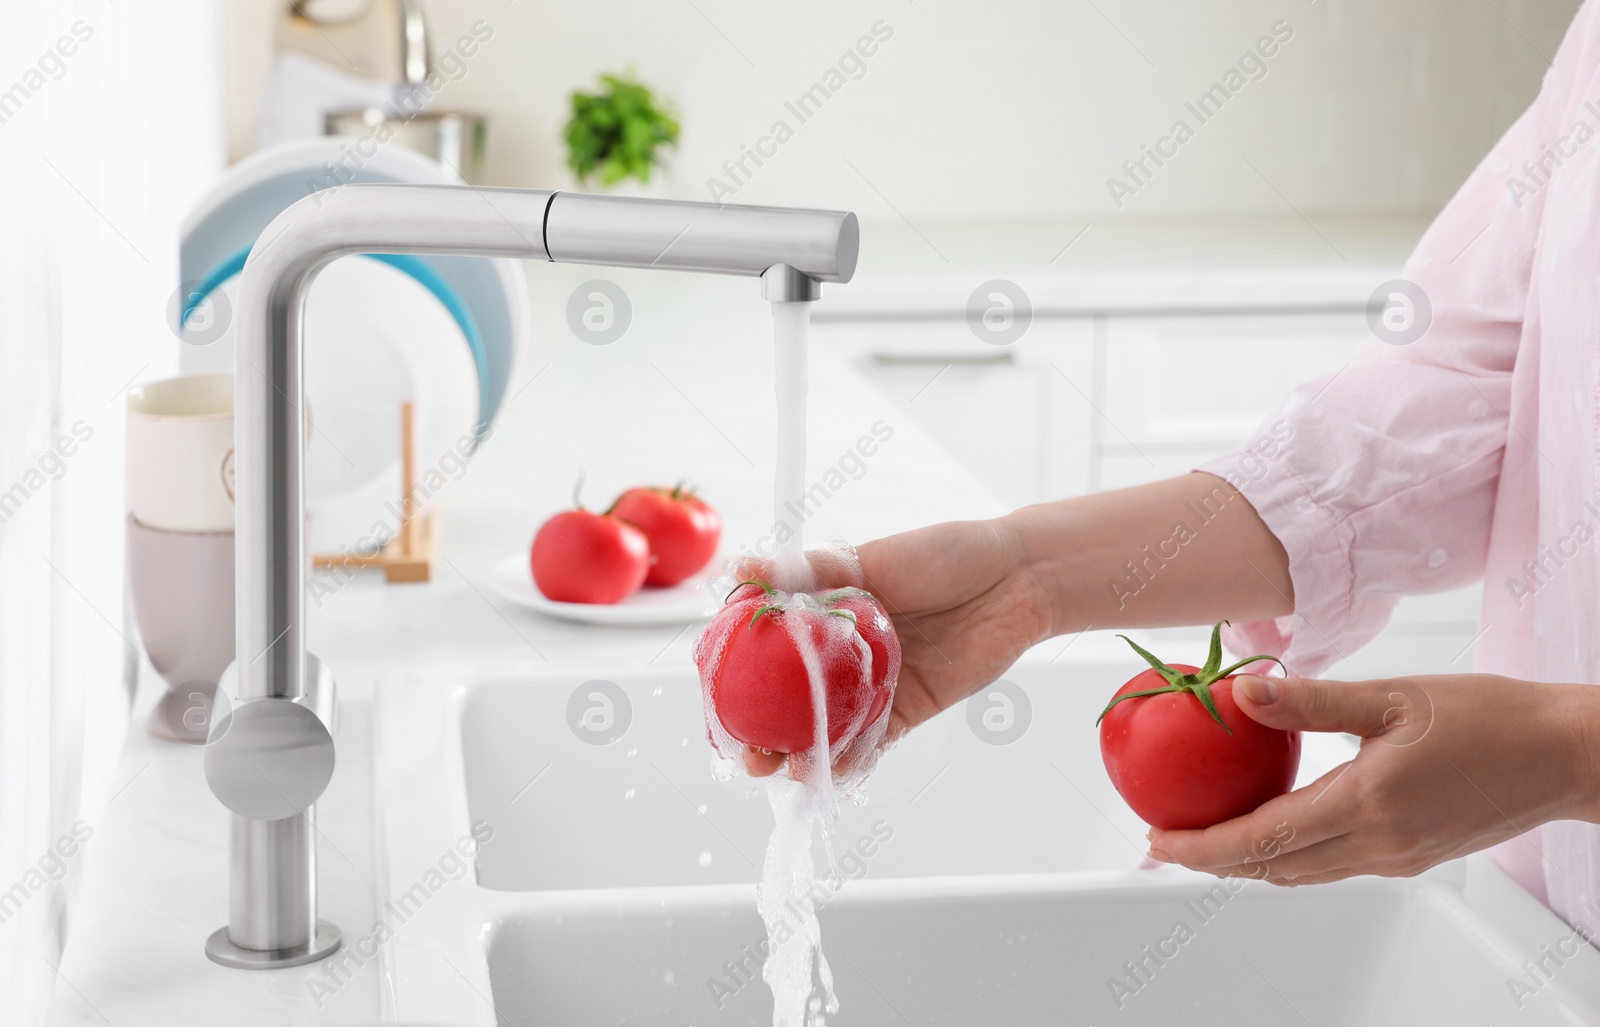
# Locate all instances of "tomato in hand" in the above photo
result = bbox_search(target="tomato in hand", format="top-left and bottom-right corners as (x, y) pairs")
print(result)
(611, 485), (722, 586)
(1098, 624), (1300, 831)
(530, 483), (651, 604)
(695, 581), (898, 756)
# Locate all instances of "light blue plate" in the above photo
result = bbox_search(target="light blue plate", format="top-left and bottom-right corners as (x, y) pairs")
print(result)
(178, 143), (526, 438)
(180, 244), (491, 433)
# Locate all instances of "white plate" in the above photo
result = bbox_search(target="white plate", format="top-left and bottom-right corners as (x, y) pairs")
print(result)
(177, 137), (531, 537)
(487, 553), (716, 627)
(198, 258), (479, 552)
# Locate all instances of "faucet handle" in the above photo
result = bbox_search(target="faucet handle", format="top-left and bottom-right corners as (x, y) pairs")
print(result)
(204, 654), (338, 821)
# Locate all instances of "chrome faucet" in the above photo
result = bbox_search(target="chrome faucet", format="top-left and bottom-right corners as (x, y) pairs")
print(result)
(201, 184), (859, 968)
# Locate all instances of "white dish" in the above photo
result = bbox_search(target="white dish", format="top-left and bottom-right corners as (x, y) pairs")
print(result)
(487, 553), (715, 626)
(195, 257), (478, 552)
(177, 138), (530, 519)
(184, 137), (527, 426)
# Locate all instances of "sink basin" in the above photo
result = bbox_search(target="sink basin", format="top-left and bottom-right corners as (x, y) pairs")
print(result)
(484, 874), (1594, 1026)
(451, 662), (1353, 891)
(371, 661), (1600, 1025)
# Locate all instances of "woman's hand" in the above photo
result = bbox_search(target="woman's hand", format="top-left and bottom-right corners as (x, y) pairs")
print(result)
(732, 517), (1057, 776)
(720, 473), (1298, 779)
(1148, 673), (1600, 884)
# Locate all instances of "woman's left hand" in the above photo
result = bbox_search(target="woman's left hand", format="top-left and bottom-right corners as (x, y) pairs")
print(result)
(1147, 672), (1600, 884)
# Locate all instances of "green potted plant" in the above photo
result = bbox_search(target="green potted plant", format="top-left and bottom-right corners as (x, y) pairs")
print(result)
(563, 73), (680, 190)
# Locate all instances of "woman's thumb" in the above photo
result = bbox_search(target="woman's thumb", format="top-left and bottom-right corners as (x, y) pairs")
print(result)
(1233, 675), (1404, 738)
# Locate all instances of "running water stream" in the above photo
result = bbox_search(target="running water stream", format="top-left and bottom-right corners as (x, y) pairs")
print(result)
(759, 298), (840, 1027)
(697, 298), (891, 1026)
(771, 300), (812, 593)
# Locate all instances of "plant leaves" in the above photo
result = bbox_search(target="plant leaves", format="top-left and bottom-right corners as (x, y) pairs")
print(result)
(563, 72), (680, 186)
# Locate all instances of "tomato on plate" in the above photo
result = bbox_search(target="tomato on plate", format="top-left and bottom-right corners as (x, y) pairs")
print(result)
(1098, 623), (1300, 831)
(695, 581), (898, 756)
(529, 481), (651, 604)
(611, 485), (722, 586)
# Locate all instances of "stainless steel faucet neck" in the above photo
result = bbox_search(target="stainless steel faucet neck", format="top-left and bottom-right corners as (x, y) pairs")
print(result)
(205, 183), (858, 968)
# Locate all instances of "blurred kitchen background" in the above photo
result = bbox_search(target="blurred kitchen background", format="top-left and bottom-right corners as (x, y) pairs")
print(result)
(230, 0), (1571, 222)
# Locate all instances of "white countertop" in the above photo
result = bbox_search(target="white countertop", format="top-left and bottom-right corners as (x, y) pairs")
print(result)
(822, 213), (1425, 316)
(47, 215), (1430, 1024)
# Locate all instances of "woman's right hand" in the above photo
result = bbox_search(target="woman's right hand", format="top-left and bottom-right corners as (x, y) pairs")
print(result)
(727, 473), (1297, 777)
(732, 516), (1057, 776)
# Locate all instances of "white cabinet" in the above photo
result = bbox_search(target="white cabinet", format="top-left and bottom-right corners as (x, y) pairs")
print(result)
(814, 308), (1373, 500)
(1097, 311), (1370, 490)
(808, 317), (1095, 510)
(814, 293), (1484, 678)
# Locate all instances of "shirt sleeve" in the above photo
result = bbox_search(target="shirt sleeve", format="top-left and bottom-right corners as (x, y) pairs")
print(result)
(1196, 27), (1584, 676)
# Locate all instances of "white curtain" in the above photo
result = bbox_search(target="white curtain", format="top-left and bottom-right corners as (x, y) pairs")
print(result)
(0, 3), (222, 1023)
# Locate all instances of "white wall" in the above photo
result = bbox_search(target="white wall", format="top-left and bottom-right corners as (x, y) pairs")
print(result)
(0, 4), (223, 1024)
(224, 0), (1580, 221)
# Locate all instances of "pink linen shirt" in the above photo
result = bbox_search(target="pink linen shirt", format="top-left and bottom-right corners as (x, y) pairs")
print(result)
(1200, 1), (1600, 927)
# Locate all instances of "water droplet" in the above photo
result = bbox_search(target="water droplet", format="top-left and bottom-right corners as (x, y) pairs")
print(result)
(699, 851), (713, 867)
(624, 788), (636, 800)
(627, 747), (638, 758)
(652, 685), (663, 697)
(662, 970), (677, 987)
(697, 803), (708, 814)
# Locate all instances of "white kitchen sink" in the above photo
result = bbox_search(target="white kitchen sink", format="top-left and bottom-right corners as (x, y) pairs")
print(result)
(371, 662), (1600, 1025)
(454, 660), (1265, 892)
(484, 874), (1594, 1026)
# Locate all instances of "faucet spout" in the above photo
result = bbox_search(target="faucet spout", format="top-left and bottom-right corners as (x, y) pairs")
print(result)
(205, 184), (859, 968)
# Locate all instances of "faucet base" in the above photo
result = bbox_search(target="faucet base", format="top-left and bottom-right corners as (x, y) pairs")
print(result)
(204, 920), (342, 970)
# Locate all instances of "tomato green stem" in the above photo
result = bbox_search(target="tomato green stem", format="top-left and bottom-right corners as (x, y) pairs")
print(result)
(1096, 622), (1287, 735)
(729, 579), (778, 600)
(816, 586), (876, 604)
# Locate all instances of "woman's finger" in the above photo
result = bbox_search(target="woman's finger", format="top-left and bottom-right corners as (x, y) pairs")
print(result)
(728, 546), (865, 595)
(1234, 675), (1432, 742)
(1207, 834), (1359, 881)
(1263, 867), (1359, 887)
(726, 556), (777, 587)
(742, 746), (786, 777)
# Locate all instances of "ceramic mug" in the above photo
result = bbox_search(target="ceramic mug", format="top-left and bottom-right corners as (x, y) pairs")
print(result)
(126, 515), (234, 743)
(126, 372), (235, 533)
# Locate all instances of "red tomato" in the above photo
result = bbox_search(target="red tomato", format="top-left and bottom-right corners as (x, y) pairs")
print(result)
(1098, 625), (1300, 831)
(611, 486), (722, 586)
(695, 582), (898, 755)
(530, 508), (650, 604)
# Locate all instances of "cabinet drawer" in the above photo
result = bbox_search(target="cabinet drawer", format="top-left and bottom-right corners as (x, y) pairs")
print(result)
(1101, 312), (1368, 450)
(811, 318), (1095, 507)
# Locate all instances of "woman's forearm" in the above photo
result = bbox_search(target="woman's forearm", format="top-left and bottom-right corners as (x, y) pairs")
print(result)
(1005, 472), (1294, 636)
